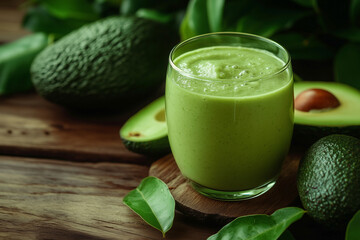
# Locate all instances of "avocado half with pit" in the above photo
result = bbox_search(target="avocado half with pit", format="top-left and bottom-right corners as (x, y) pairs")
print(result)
(120, 96), (170, 157)
(294, 81), (360, 144)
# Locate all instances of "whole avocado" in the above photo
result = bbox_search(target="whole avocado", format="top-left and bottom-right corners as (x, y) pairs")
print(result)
(297, 134), (360, 230)
(31, 16), (173, 110)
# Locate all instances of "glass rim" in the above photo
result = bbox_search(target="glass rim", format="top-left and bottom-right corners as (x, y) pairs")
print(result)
(169, 32), (292, 83)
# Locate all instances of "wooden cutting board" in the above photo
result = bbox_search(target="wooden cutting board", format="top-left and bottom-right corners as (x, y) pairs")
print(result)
(149, 147), (303, 224)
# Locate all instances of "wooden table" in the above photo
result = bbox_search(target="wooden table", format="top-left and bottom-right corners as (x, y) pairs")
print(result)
(0, 3), (346, 240)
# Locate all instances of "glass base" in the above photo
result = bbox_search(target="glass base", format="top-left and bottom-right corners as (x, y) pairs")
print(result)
(190, 179), (276, 201)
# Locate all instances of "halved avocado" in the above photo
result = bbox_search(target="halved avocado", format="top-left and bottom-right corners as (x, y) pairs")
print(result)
(294, 81), (360, 144)
(120, 96), (170, 157)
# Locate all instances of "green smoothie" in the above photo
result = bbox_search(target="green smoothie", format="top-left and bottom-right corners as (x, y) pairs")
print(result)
(166, 46), (293, 191)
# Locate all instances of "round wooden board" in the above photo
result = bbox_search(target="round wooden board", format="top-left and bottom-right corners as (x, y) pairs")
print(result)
(149, 147), (303, 225)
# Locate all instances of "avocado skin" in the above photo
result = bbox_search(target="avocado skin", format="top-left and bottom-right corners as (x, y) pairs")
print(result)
(297, 134), (360, 230)
(31, 16), (172, 110)
(293, 124), (360, 146)
(122, 136), (170, 157)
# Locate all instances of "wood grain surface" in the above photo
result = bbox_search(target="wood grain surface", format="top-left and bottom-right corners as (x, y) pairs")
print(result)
(0, 1), (29, 43)
(150, 147), (303, 224)
(0, 155), (215, 240)
(0, 93), (152, 164)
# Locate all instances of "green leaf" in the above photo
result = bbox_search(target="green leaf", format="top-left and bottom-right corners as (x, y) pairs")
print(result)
(316, 0), (350, 31)
(180, 13), (197, 41)
(207, 207), (305, 240)
(293, 73), (304, 82)
(0, 33), (48, 95)
(92, 0), (122, 17)
(334, 43), (360, 90)
(123, 176), (175, 237)
(122, 0), (188, 15)
(291, 0), (316, 8)
(222, 0), (254, 31)
(136, 8), (172, 24)
(272, 32), (333, 60)
(334, 27), (360, 42)
(207, 0), (225, 32)
(278, 230), (296, 240)
(346, 210), (360, 240)
(39, 0), (99, 20)
(181, 0), (209, 40)
(236, 6), (309, 37)
(350, 0), (360, 26)
(22, 6), (91, 36)
(121, 0), (148, 15)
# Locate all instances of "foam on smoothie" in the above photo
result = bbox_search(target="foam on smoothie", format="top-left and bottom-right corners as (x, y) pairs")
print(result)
(173, 46), (289, 97)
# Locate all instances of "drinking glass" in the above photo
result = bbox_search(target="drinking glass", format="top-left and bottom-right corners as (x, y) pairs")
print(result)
(165, 32), (293, 201)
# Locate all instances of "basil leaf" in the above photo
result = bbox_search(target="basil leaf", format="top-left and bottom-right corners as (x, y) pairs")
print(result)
(123, 176), (175, 237)
(0, 33), (48, 95)
(346, 210), (360, 240)
(278, 230), (296, 240)
(207, 0), (225, 32)
(40, 0), (99, 20)
(334, 43), (360, 90)
(208, 207), (305, 240)
(236, 6), (309, 38)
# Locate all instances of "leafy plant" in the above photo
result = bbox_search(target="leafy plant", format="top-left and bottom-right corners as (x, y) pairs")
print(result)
(207, 207), (305, 240)
(22, 0), (121, 37)
(346, 210), (360, 240)
(124, 176), (306, 239)
(180, 0), (360, 89)
(278, 230), (296, 240)
(123, 176), (175, 237)
(0, 33), (48, 95)
(335, 43), (360, 90)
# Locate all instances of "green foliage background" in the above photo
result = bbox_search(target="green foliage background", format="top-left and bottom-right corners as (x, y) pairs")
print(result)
(180, 0), (360, 89)
(3, 0), (360, 94)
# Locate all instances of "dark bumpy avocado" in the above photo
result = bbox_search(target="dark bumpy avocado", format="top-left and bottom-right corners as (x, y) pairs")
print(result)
(294, 81), (360, 144)
(297, 134), (360, 230)
(120, 96), (170, 157)
(31, 16), (172, 110)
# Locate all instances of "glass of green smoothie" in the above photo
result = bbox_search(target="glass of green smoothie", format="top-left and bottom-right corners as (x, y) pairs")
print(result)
(166, 32), (293, 201)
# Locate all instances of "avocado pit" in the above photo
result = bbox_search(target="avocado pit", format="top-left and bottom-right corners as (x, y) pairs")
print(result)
(295, 88), (340, 112)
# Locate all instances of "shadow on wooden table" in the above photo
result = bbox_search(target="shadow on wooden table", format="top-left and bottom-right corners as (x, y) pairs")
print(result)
(36, 226), (106, 240)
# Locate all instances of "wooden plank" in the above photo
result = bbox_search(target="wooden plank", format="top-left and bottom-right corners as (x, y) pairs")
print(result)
(0, 4), (29, 44)
(0, 156), (215, 239)
(0, 93), (151, 164)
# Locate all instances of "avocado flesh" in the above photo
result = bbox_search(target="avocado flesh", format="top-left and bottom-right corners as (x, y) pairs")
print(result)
(297, 134), (360, 230)
(294, 82), (360, 143)
(120, 96), (170, 157)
